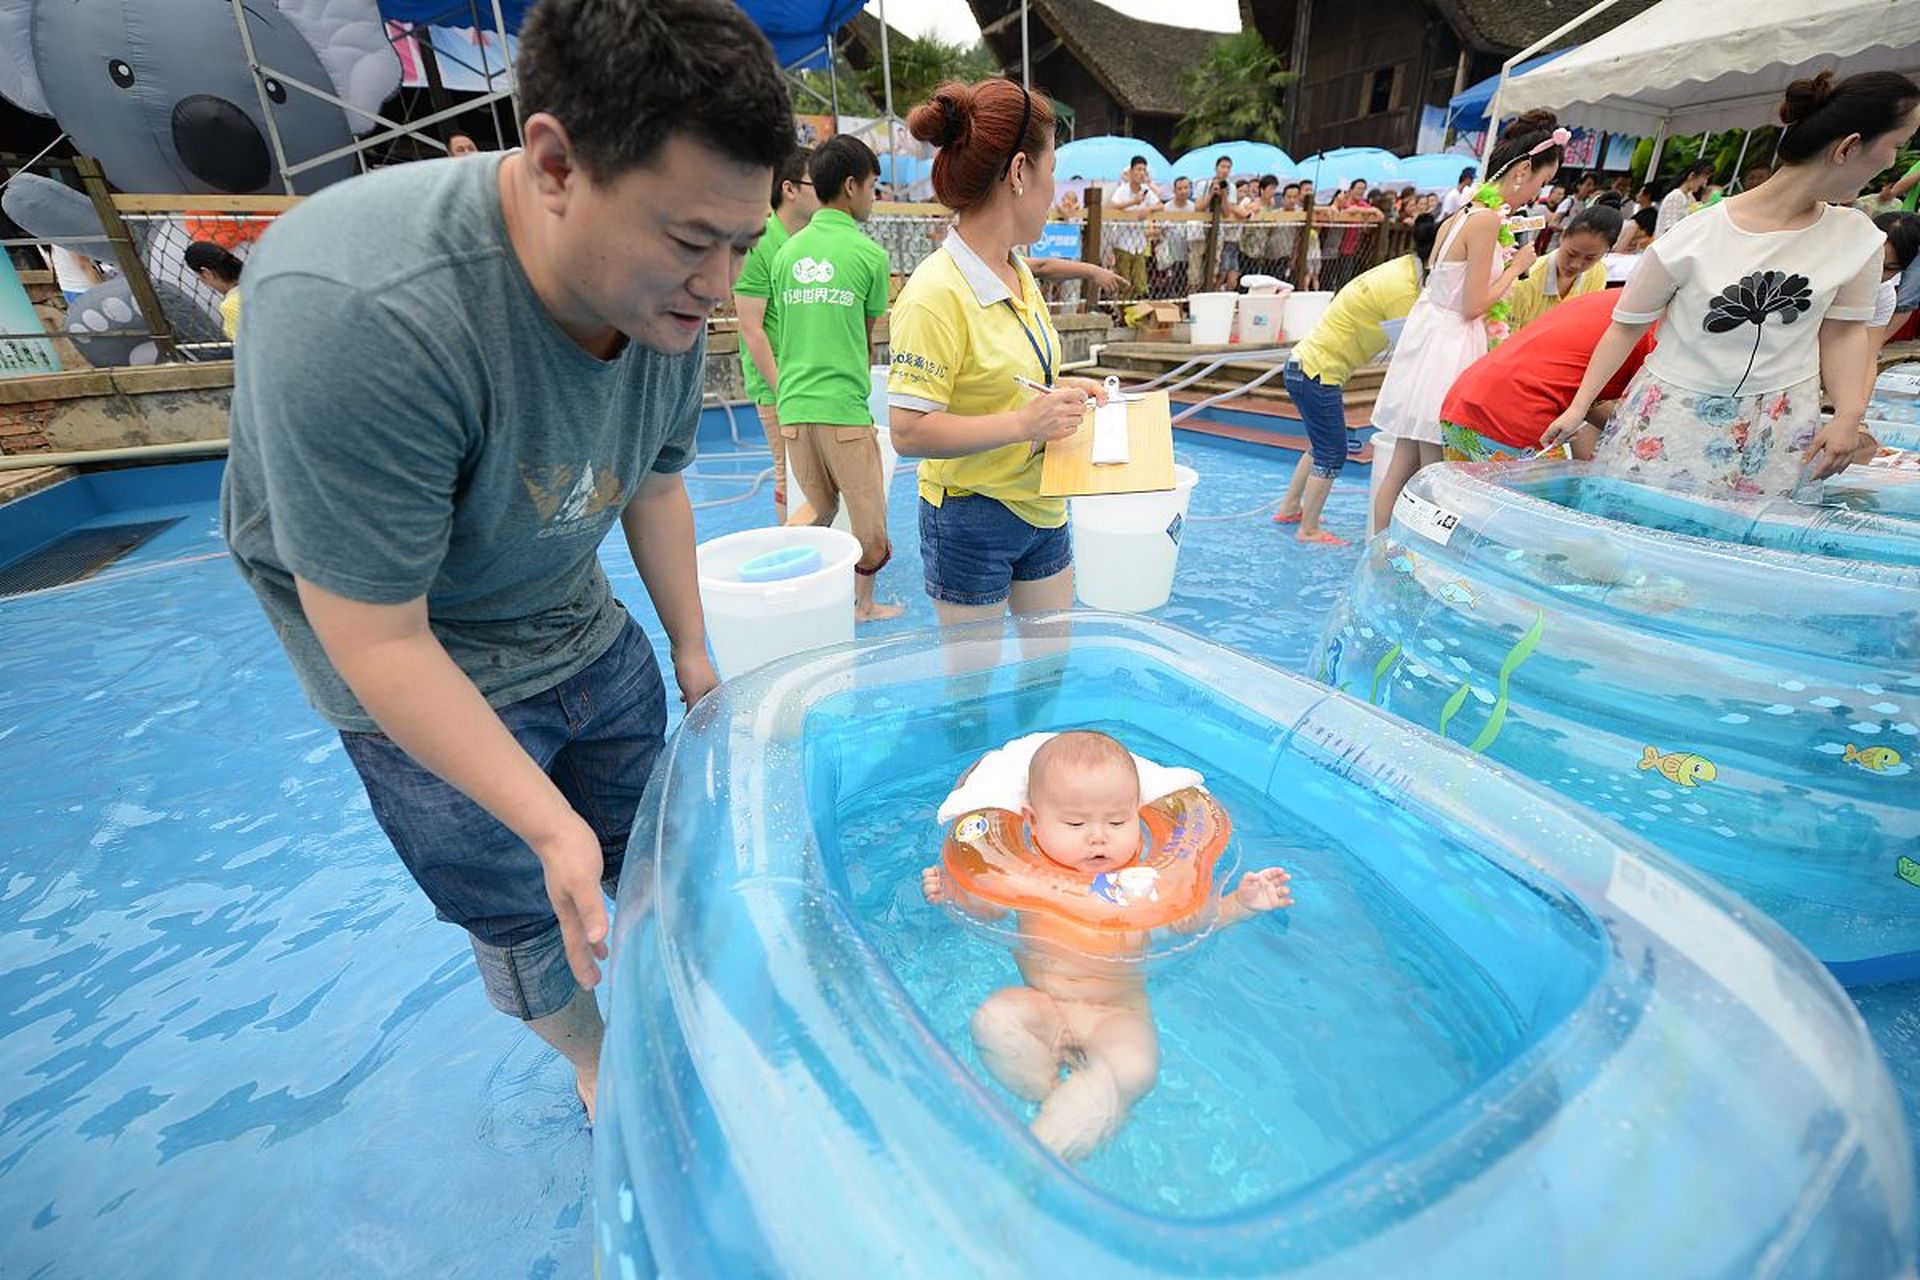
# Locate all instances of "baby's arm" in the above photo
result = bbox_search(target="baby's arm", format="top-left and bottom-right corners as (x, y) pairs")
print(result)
(922, 865), (1009, 921)
(1214, 867), (1294, 929)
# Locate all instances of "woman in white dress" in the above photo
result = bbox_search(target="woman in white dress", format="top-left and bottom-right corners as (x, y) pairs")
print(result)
(1368, 111), (1565, 532)
(1544, 71), (1920, 494)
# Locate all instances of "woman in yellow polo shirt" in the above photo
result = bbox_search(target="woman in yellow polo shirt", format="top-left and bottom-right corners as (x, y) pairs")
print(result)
(1507, 204), (1619, 329)
(887, 79), (1108, 623)
(1269, 214), (1437, 545)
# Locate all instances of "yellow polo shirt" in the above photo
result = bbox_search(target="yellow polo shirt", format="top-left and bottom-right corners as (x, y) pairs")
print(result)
(1293, 254), (1421, 387)
(888, 229), (1066, 528)
(1508, 250), (1608, 329)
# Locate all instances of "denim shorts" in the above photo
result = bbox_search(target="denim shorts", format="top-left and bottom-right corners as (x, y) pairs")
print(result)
(1283, 360), (1349, 478)
(919, 494), (1072, 606)
(339, 614), (666, 1021)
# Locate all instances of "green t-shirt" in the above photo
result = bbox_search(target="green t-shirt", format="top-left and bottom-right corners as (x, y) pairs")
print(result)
(769, 208), (891, 427)
(1902, 158), (1920, 213)
(734, 212), (792, 406)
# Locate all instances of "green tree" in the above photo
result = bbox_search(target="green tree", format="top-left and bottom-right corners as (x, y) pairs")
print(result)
(790, 57), (878, 118)
(858, 36), (997, 113)
(1173, 32), (1294, 151)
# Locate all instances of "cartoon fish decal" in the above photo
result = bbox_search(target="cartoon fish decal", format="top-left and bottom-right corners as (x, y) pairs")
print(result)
(1844, 743), (1903, 773)
(1436, 580), (1479, 608)
(1899, 856), (1920, 889)
(1387, 553), (1416, 575)
(1639, 745), (1718, 787)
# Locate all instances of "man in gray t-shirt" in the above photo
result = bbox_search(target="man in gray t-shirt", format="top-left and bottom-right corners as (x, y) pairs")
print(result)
(221, 0), (794, 1122)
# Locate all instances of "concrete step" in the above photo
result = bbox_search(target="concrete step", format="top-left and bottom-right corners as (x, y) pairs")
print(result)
(1175, 415), (1375, 466)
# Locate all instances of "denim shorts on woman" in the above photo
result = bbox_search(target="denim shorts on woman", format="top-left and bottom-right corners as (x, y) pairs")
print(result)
(339, 614), (666, 1021)
(1283, 360), (1350, 478)
(919, 493), (1072, 606)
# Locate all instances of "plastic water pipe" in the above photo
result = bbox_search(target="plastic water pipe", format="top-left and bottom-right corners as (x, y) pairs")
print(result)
(0, 438), (229, 472)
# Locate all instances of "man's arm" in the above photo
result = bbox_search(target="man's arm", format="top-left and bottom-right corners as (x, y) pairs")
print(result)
(621, 469), (717, 706)
(734, 293), (778, 394)
(295, 580), (613, 987)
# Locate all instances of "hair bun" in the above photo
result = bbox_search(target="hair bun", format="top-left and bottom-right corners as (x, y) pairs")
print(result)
(1501, 108), (1558, 142)
(906, 83), (973, 149)
(1779, 70), (1837, 125)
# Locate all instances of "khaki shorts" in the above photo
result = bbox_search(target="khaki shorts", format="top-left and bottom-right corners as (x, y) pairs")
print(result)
(780, 424), (892, 573)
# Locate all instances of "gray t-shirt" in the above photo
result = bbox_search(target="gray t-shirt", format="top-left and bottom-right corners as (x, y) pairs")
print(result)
(221, 155), (702, 731)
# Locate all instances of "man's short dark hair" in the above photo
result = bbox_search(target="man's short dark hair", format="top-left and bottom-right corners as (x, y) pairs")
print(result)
(1129, 154), (1149, 169)
(771, 146), (811, 209)
(809, 136), (879, 203)
(1458, 167), (1477, 183)
(516, 0), (793, 181)
(1259, 174), (1279, 190)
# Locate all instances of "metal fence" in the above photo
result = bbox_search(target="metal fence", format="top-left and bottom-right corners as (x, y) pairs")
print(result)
(121, 210), (276, 359)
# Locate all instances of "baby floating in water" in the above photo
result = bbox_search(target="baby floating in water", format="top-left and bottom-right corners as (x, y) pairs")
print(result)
(923, 730), (1292, 1161)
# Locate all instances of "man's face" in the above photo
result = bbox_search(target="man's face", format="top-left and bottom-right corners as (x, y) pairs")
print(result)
(1173, 177), (1192, 204)
(1128, 161), (1149, 186)
(554, 132), (770, 355)
(784, 173), (822, 221)
(1215, 159), (1232, 180)
(449, 136), (479, 157)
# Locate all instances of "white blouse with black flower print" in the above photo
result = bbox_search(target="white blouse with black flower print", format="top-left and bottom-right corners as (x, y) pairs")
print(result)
(1611, 200), (1884, 398)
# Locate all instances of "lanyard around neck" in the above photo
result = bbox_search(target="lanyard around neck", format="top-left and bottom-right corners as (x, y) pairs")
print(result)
(1002, 296), (1054, 385)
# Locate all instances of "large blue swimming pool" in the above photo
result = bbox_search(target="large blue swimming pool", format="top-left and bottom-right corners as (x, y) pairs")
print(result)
(1, 420), (1914, 1275)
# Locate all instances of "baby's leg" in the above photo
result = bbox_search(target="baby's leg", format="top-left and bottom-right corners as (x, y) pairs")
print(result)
(1030, 1005), (1161, 1162)
(970, 986), (1066, 1104)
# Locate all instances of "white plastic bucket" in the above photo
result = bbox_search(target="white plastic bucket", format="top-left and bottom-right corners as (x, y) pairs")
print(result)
(1189, 292), (1237, 345)
(1068, 465), (1200, 612)
(696, 526), (861, 680)
(1283, 290), (1334, 343)
(827, 367), (900, 535)
(1236, 293), (1289, 345)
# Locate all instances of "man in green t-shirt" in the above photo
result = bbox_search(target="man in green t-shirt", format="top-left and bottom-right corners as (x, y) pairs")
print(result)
(770, 135), (903, 621)
(733, 147), (818, 523)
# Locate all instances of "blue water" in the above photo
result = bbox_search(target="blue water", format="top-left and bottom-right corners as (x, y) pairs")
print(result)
(1, 426), (1914, 1274)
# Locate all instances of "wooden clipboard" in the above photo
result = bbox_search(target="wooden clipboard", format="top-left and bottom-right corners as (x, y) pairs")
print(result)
(1038, 389), (1176, 497)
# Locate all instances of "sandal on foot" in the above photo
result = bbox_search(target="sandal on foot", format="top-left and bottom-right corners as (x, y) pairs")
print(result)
(1272, 511), (1303, 525)
(1299, 530), (1349, 546)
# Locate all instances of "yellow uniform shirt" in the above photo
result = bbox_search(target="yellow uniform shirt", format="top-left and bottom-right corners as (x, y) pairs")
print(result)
(887, 229), (1066, 528)
(219, 288), (242, 341)
(1292, 254), (1421, 387)
(1507, 250), (1608, 329)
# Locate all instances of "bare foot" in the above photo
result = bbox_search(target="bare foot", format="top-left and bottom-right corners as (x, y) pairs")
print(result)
(856, 600), (907, 622)
(576, 1072), (597, 1125)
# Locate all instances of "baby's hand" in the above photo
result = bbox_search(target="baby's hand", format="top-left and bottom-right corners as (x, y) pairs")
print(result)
(921, 865), (948, 904)
(1234, 867), (1294, 913)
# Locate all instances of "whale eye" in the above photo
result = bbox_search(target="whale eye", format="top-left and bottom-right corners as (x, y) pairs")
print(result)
(108, 59), (135, 89)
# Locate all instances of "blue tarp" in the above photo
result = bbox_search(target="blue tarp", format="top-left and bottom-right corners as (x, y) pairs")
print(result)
(738, 0), (868, 69)
(377, 1), (532, 31)
(1448, 51), (1564, 126)
(377, 0), (866, 69)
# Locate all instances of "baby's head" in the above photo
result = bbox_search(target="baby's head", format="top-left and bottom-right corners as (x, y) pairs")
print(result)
(1023, 731), (1143, 873)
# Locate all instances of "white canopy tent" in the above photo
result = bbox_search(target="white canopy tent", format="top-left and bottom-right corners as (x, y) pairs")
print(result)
(1485, 0), (1920, 169)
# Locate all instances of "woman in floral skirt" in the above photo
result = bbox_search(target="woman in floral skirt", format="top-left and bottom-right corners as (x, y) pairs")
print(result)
(1543, 70), (1920, 494)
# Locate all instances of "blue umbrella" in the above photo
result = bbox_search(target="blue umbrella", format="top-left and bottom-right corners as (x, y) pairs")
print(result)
(1170, 142), (1299, 183)
(1052, 136), (1171, 184)
(1298, 148), (1402, 193)
(1397, 153), (1481, 193)
(876, 153), (932, 196)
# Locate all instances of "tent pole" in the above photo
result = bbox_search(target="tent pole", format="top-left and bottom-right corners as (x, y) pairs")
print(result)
(1022, 1), (1030, 89)
(878, 0), (896, 173)
(1644, 120), (1668, 182)
(1480, 0), (1623, 171)
(1730, 128), (1753, 189)
(491, 0), (521, 142)
(228, 0), (297, 193)
(827, 30), (841, 120)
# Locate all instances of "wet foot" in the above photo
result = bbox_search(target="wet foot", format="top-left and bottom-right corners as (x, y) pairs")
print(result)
(856, 600), (907, 622)
(1272, 510), (1302, 524)
(1297, 529), (1349, 546)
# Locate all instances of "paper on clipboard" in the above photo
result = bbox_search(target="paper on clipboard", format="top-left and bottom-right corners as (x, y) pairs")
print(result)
(1039, 388), (1175, 497)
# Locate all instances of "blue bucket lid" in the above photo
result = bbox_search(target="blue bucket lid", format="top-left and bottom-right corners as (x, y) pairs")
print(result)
(737, 545), (823, 583)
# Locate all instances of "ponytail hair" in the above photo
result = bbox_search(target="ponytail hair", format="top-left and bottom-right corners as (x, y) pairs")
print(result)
(906, 79), (1055, 212)
(1487, 109), (1564, 182)
(1776, 70), (1920, 166)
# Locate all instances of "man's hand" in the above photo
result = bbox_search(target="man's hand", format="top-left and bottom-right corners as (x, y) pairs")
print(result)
(535, 815), (611, 988)
(1084, 265), (1128, 294)
(672, 646), (719, 707)
(1233, 866), (1294, 913)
